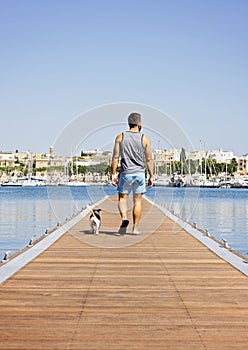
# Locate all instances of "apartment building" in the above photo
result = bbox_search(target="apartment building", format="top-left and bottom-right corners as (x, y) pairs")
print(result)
(206, 149), (234, 164)
(0, 152), (16, 167)
(237, 154), (248, 174)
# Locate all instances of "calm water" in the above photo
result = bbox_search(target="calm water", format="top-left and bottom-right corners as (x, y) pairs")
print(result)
(0, 185), (248, 258)
(0, 185), (108, 258)
(147, 186), (248, 256)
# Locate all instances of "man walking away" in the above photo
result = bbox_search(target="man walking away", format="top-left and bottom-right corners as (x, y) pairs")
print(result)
(111, 112), (154, 235)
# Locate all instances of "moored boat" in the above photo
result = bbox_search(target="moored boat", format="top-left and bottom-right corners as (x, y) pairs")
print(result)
(1, 181), (22, 187)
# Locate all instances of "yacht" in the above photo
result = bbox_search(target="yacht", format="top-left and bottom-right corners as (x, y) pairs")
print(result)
(1, 181), (22, 187)
(21, 177), (46, 186)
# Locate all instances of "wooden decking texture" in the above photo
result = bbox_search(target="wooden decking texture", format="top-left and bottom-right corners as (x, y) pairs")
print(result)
(0, 196), (248, 349)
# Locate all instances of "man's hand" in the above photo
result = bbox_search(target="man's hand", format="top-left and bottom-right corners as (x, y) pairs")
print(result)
(148, 177), (154, 188)
(111, 174), (118, 187)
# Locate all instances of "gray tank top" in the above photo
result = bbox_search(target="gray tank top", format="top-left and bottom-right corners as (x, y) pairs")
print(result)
(120, 131), (145, 174)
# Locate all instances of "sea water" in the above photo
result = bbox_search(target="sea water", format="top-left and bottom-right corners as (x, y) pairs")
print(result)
(146, 186), (248, 256)
(0, 186), (248, 258)
(0, 185), (108, 258)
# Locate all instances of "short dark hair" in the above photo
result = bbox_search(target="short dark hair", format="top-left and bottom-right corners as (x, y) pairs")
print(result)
(128, 123), (137, 129)
(128, 112), (141, 126)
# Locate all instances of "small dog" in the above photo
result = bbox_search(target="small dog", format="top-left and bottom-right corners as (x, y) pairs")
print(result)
(89, 208), (102, 235)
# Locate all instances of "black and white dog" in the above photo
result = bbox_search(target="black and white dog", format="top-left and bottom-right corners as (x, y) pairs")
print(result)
(88, 207), (102, 235)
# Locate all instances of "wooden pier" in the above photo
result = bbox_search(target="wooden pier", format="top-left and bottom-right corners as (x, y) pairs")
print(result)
(0, 196), (248, 349)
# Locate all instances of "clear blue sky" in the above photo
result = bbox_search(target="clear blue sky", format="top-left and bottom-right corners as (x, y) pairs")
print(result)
(0, 0), (247, 156)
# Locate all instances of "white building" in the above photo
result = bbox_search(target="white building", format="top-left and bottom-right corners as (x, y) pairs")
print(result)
(153, 149), (167, 167)
(206, 149), (234, 164)
(165, 148), (181, 162)
(187, 150), (206, 162)
(0, 152), (16, 167)
(153, 148), (181, 166)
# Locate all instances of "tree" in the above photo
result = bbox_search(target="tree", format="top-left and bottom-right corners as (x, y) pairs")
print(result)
(158, 164), (167, 175)
(104, 165), (111, 175)
(86, 162), (108, 174)
(227, 158), (238, 174)
(188, 159), (197, 174)
(77, 165), (86, 175)
(34, 167), (47, 173)
(172, 161), (181, 174)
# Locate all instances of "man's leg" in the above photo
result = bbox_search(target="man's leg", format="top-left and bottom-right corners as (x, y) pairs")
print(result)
(132, 193), (142, 233)
(118, 192), (129, 234)
(118, 192), (128, 220)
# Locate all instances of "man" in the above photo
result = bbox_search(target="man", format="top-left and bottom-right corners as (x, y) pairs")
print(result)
(111, 112), (154, 235)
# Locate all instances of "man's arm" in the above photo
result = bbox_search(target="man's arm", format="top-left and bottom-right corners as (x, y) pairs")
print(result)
(111, 133), (122, 186)
(143, 135), (154, 188)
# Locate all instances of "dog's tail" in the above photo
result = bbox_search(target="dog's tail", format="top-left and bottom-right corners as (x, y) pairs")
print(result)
(87, 205), (96, 217)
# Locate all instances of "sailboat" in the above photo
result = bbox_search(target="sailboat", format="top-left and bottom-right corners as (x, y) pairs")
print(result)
(58, 157), (88, 186)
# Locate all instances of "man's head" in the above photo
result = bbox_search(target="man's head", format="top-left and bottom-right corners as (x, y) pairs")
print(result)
(128, 113), (142, 129)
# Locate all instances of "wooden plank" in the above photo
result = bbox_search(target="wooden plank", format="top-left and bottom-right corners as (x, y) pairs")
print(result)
(0, 196), (248, 349)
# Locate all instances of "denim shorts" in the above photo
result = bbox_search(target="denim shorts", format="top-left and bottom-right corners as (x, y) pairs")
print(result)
(118, 172), (146, 194)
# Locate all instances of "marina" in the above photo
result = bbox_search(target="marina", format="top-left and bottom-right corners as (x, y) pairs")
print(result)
(0, 196), (248, 349)
(2, 173), (248, 188)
